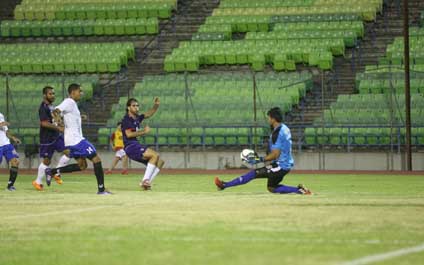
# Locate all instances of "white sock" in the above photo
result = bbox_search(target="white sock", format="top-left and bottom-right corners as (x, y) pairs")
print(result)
(57, 155), (71, 168)
(149, 167), (160, 183)
(56, 155), (70, 173)
(36, 163), (48, 184)
(142, 163), (156, 182)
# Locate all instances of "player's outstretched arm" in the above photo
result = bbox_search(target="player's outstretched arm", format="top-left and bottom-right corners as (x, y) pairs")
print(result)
(6, 130), (21, 144)
(263, 149), (281, 162)
(40, 120), (64, 133)
(0, 121), (10, 127)
(143, 97), (160, 118)
(52, 109), (64, 127)
(125, 125), (151, 139)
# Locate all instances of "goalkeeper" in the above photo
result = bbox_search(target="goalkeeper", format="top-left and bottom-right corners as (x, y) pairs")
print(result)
(214, 107), (312, 195)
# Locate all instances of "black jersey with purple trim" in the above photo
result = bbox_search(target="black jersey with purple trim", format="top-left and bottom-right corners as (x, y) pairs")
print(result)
(121, 113), (145, 146)
(39, 102), (60, 144)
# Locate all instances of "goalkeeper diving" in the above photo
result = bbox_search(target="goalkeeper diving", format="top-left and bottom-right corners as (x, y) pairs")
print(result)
(214, 107), (312, 195)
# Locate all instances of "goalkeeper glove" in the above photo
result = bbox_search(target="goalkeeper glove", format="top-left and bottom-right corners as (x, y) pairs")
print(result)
(247, 156), (264, 165)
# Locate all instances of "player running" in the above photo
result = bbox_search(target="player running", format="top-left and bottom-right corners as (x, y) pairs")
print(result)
(49, 83), (111, 195)
(214, 107), (312, 195)
(106, 122), (128, 175)
(0, 112), (21, 191)
(121, 98), (164, 190)
(32, 86), (71, 191)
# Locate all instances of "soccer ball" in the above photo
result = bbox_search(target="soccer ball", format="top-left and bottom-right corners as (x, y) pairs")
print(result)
(240, 149), (256, 163)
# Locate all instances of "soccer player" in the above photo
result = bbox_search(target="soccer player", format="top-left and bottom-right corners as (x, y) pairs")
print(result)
(48, 83), (111, 195)
(121, 98), (164, 190)
(214, 107), (312, 195)
(0, 113), (21, 191)
(33, 86), (71, 191)
(106, 122), (128, 174)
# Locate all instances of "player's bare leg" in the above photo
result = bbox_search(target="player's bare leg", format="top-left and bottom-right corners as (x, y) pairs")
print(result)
(140, 148), (159, 190)
(121, 155), (128, 175)
(107, 157), (120, 174)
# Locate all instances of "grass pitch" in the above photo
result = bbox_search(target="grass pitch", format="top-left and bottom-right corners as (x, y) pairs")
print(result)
(1, 172), (424, 265)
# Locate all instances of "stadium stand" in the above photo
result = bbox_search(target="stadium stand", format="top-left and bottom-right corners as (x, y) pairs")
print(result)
(0, 43), (134, 73)
(97, 71), (312, 146)
(0, 0), (177, 37)
(163, 0), (381, 72)
(304, 17), (424, 147)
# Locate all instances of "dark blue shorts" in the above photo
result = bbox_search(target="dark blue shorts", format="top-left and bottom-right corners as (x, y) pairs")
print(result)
(39, 135), (66, 159)
(67, 139), (97, 159)
(124, 142), (148, 165)
(0, 144), (19, 164)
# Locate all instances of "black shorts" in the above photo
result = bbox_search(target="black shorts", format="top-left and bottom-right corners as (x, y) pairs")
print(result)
(255, 164), (290, 188)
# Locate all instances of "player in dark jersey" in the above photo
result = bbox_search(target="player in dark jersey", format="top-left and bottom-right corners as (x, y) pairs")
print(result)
(121, 97), (164, 190)
(32, 86), (70, 191)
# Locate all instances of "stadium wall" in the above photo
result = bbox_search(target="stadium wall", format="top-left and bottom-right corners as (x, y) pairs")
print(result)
(4, 151), (424, 171)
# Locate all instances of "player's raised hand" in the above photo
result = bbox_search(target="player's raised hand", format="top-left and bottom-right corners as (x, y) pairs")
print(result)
(153, 97), (160, 106)
(13, 136), (21, 145)
(143, 125), (151, 134)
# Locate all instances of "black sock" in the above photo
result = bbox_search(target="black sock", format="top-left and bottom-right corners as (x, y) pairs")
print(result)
(52, 164), (81, 175)
(8, 166), (18, 188)
(93, 162), (105, 192)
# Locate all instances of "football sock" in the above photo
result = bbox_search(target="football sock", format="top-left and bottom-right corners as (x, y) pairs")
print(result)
(7, 166), (18, 188)
(51, 164), (81, 175)
(93, 162), (105, 192)
(149, 167), (160, 183)
(273, 185), (301, 194)
(36, 163), (48, 184)
(224, 170), (256, 188)
(56, 155), (71, 173)
(142, 163), (156, 182)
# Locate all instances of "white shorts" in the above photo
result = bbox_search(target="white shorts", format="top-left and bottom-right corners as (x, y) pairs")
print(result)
(115, 149), (126, 159)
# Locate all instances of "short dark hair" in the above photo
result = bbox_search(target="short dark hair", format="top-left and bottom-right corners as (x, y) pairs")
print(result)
(68, 83), (80, 95)
(116, 122), (122, 126)
(267, 107), (283, 122)
(42, 86), (54, 95)
(126, 98), (138, 113)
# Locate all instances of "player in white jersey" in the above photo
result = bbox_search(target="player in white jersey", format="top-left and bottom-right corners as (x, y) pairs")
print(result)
(0, 112), (21, 191)
(48, 83), (111, 195)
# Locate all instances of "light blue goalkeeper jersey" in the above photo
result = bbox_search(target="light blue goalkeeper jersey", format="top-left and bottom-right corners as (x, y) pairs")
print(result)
(269, 124), (294, 170)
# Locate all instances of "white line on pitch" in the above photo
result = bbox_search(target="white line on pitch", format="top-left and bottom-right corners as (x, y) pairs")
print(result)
(340, 243), (424, 265)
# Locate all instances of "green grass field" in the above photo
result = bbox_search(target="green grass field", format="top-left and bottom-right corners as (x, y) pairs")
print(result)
(1, 172), (424, 265)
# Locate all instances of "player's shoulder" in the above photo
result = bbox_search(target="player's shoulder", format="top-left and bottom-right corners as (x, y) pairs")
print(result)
(62, 98), (73, 103)
(39, 101), (48, 109)
(280, 124), (291, 134)
(121, 114), (130, 124)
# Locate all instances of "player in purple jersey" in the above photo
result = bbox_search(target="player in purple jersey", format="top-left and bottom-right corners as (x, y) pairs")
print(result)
(32, 86), (71, 191)
(121, 97), (165, 190)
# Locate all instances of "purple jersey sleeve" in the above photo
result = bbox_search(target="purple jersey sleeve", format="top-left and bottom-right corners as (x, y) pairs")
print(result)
(138, 114), (145, 123)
